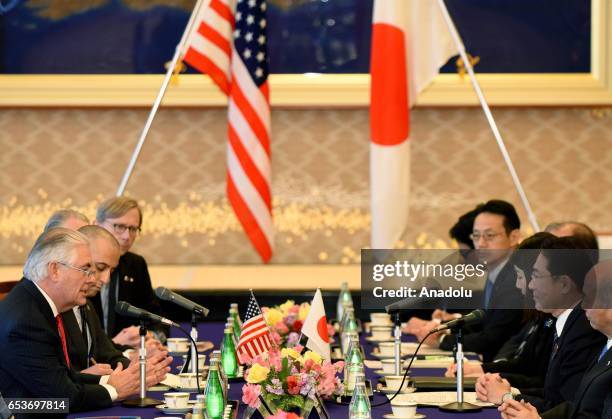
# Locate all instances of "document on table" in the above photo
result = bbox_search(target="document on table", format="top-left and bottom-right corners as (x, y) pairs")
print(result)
(389, 391), (495, 407)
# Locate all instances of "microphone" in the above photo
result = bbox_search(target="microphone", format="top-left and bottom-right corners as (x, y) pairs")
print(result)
(385, 294), (440, 314)
(432, 309), (485, 333)
(115, 301), (179, 327)
(155, 287), (210, 317)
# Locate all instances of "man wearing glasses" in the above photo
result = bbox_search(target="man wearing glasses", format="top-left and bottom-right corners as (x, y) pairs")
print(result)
(476, 236), (604, 412)
(409, 200), (526, 362)
(498, 259), (612, 418)
(92, 197), (167, 348)
(0, 228), (167, 412)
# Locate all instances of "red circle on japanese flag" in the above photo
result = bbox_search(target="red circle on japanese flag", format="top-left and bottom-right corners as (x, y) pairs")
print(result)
(317, 316), (329, 343)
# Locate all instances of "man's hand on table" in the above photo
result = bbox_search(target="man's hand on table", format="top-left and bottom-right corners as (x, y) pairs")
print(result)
(476, 373), (512, 405)
(81, 362), (113, 376)
(499, 399), (540, 419)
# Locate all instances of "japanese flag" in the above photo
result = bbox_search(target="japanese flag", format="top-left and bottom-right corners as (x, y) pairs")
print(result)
(302, 288), (331, 360)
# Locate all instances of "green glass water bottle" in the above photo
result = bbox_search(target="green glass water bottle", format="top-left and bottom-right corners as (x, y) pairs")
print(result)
(344, 335), (364, 393)
(230, 303), (242, 341)
(349, 373), (371, 419)
(211, 350), (228, 401)
(337, 281), (353, 322)
(205, 365), (225, 419)
(220, 327), (239, 378)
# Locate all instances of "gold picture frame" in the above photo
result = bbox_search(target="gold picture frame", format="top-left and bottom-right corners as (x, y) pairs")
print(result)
(0, 0), (610, 107)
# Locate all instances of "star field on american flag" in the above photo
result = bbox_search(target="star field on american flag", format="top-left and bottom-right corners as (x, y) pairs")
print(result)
(233, 0), (268, 86)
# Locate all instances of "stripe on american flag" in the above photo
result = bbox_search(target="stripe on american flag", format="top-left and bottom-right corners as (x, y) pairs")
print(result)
(183, 0), (273, 262)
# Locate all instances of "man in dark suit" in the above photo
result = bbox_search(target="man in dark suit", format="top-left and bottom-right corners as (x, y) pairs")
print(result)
(408, 200), (525, 362)
(0, 228), (168, 413)
(476, 236), (605, 412)
(498, 259), (612, 419)
(62, 225), (131, 372)
(92, 197), (167, 347)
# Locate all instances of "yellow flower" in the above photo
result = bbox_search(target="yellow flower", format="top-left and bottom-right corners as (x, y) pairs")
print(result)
(265, 308), (284, 326)
(279, 300), (295, 316)
(303, 350), (322, 365)
(298, 303), (310, 321)
(281, 347), (302, 362)
(246, 363), (270, 383)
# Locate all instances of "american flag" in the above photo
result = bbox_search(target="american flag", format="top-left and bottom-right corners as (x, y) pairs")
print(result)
(236, 292), (272, 363)
(183, 0), (273, 263)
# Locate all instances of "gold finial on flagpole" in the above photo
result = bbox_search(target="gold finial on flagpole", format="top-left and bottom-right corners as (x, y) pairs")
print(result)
(456, 54), (480, 79)
(165, 59), (187, 86)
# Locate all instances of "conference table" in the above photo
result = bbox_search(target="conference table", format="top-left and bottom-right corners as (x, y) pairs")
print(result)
(68, 322), (500, 419)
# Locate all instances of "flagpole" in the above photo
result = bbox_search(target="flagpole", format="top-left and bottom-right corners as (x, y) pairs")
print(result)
(115, 0), (208, 196)
(435, 0), (540, 232)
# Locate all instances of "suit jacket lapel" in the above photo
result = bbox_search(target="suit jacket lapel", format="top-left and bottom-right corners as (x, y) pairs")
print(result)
(62, 309), (88, 369)
(84, 302), (97, 360)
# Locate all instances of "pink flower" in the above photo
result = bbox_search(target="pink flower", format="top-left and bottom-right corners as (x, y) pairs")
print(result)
(267, 410), (302, 419)
(275, 321), (289, 335)
(303, 359), (315, 372)
(267, 349), (283, 372)
(242, 384), (262, 408)
(270, 330), (283, 346)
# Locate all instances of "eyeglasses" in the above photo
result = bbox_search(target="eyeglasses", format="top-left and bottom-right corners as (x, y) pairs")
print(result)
(58, 262), (96, 278)
(469, 232), (503, 242)
(110, 223), (141, 235)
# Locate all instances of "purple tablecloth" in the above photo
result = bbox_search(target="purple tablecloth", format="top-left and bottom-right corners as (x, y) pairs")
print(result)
(68, 322), (500, 419)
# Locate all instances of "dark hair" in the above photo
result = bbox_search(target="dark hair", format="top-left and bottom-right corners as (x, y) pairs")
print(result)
(510, 232), (557, 317)
(544, 221), (599, 250)
(449, 208), (479, 249)
(540, 236), (596, 291)
(511, 232), (557, 279)
(475, 199), (521, 233)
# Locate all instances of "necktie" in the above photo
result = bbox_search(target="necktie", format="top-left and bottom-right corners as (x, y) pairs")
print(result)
(106, 271), (118, 335)
(550, 330), (560, 361)
(598, 344), (609, 363)
(55, 315), (71, 368)
(484, 278), (494, 310)
(79, 306), (91, 361)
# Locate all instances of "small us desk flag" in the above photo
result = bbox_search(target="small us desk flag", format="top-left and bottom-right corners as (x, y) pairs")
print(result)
(236, 291), (272, 364)
(182, 0), (274, 263)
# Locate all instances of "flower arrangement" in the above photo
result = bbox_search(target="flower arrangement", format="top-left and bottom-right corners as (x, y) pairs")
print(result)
(262, 300), (335, 348)
(242, 346), (345, 415)
(262, 300), (309, 347)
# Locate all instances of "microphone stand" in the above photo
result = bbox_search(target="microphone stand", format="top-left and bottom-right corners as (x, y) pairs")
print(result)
(123, 320), (163, 407)
(190, 310), (199, 374)
(439, 328), (481, 412)
(393, 311), (402, 375)
(180, 310), (202, 375)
